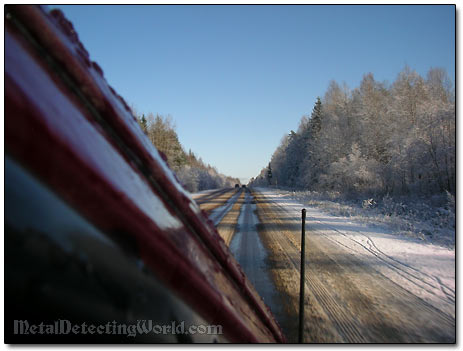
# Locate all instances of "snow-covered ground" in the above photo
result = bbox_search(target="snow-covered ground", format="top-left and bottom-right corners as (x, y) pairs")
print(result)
(269, 188), (455, 248)
(255, 187), (455, 320)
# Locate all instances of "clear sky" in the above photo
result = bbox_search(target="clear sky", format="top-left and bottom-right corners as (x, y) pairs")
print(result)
(54, 5), (455, 183)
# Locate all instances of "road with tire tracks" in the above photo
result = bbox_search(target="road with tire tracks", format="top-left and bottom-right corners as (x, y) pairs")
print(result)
(193, 187), (455, 343)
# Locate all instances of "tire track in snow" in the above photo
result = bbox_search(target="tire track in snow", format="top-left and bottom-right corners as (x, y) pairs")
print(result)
(193, 188), (230, 204)
(315, 227), (455, 327)
(253, 192), (369, 342)
(209, 189), (243, 226)
(308, 216), (456, 312)
(254, 189), (455, 342)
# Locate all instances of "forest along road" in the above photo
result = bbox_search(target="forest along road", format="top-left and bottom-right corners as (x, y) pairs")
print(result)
(253, 187), (455, 343)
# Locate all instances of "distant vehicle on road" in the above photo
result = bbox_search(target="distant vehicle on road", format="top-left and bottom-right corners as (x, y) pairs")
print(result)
(235, 184), (240, 188)
(242, 185), (247, 188)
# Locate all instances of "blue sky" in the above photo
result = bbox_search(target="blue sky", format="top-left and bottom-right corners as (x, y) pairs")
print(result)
(54, 5), (455, 183)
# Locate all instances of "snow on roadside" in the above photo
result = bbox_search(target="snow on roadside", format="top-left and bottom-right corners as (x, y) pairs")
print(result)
(265, 188), (455, 248)
(255, 187), (455, 317)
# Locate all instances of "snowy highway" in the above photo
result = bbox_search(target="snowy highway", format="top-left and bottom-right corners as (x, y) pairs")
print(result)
(194, 187), (455, 343)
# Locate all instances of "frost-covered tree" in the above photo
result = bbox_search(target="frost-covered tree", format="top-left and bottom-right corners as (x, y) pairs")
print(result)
(250, 66), (455, 197)
(310, 97), (323, 134)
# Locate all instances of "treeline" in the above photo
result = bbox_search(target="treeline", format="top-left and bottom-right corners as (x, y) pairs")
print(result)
(251, 67), (455, 196)
(135, 112), (240, 192)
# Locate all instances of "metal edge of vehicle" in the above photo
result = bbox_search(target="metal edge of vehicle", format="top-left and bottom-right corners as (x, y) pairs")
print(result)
(4, 5), (285, 343)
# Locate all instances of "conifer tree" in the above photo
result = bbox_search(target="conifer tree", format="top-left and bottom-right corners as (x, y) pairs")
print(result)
(309, 97), (323, 135)
(267, 163), (273, 185)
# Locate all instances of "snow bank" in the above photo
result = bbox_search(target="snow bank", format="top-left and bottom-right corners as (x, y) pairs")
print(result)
(262, 188), (455, 248)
